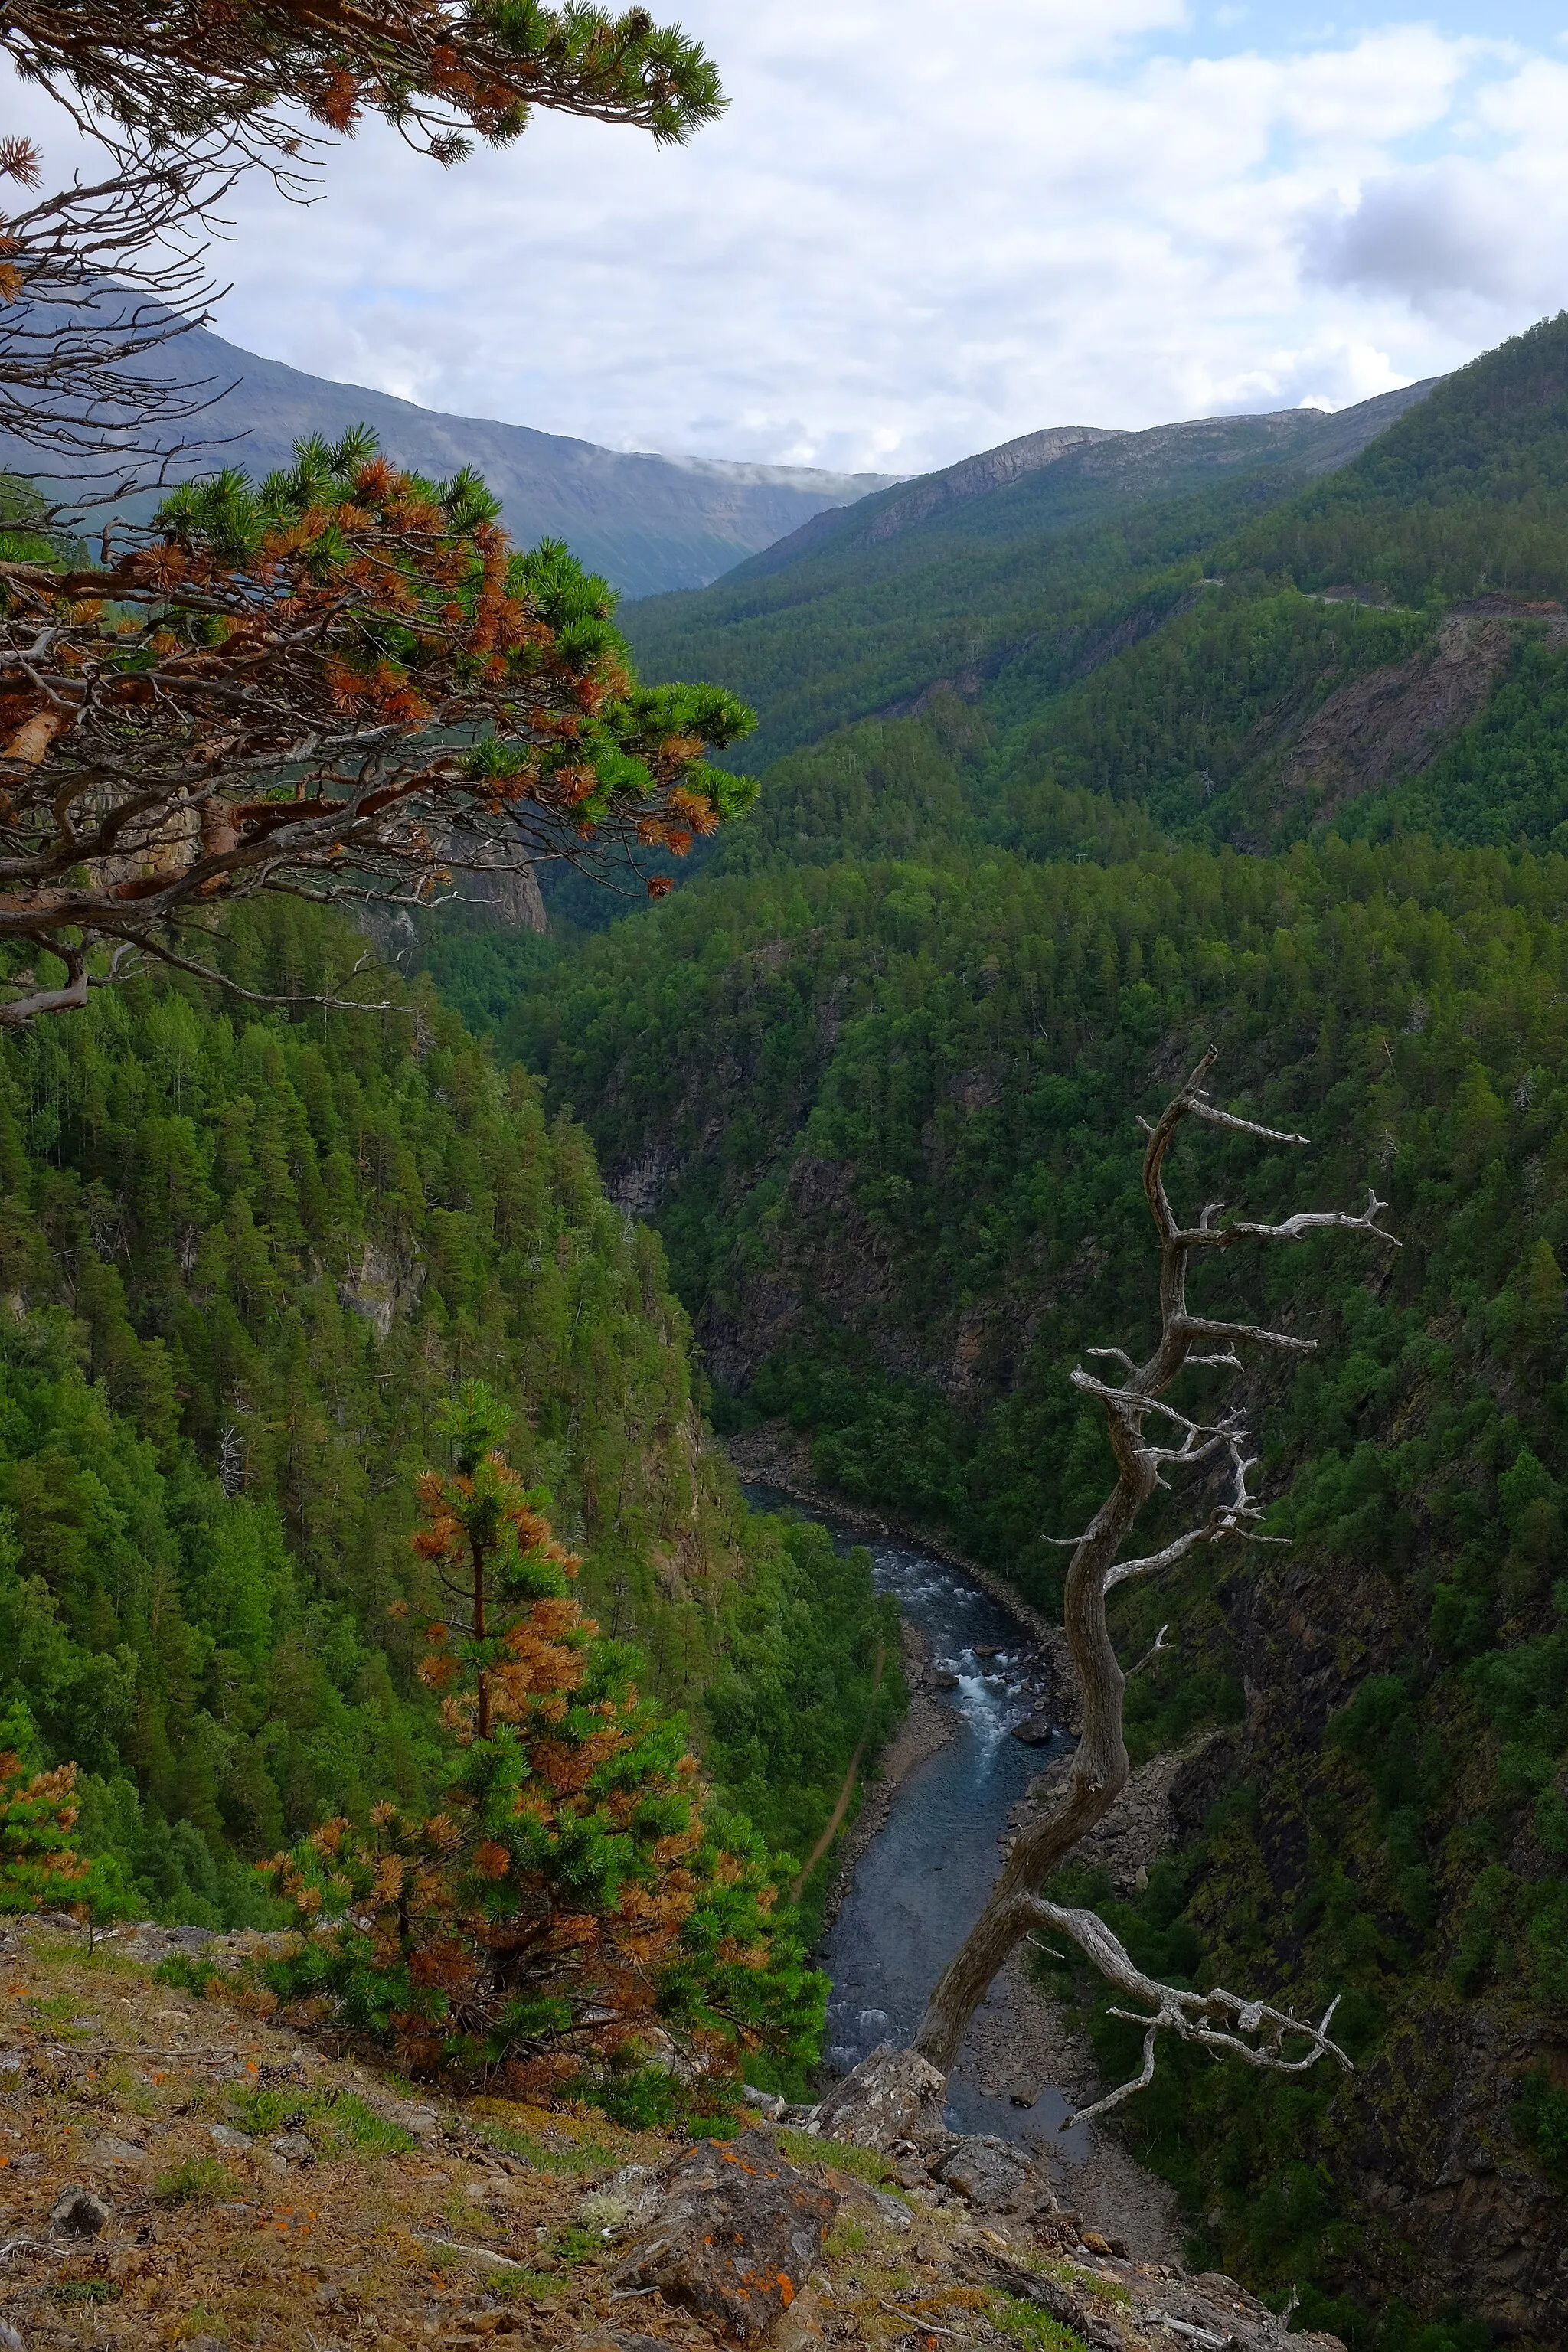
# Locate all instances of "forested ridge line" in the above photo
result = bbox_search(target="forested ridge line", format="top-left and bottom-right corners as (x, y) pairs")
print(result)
(599, 314), (1568, 885)
(619, 381), (1436, 784)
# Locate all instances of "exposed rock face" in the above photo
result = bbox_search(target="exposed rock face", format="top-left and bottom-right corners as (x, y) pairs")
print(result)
(1000, 1732), (1237, 1891)
(1277, 604), (1568, 819)
(612, 2128), (838, 2342)
(810, 2043), (949, 2152)
(336, 1239), (426, 1340)
(446, 848), (547, 934)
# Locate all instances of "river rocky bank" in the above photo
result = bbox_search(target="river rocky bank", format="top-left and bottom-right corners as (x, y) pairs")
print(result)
(724, 1427), (1183, 2265)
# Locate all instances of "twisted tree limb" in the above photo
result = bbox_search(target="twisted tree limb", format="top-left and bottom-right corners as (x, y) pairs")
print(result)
(909, 1050), (1396, 2087)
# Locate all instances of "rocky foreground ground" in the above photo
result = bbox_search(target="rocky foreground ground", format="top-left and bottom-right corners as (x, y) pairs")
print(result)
(0, 1918), (1341, 2352)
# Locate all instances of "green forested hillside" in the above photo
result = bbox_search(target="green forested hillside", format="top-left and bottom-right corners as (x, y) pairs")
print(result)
(621, 388), (1433, 782)
(0, 904), (900, 1930)
(1227, 314), (1568, 602)
(619, 316), (1568, 870)
(425, 316), (1568, 2335)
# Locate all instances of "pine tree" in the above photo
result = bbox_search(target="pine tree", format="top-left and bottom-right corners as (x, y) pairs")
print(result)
(0, 437), (756, 1025)
(0, 2), (725, 489)
(262, 1382), (820, 2099)
(0, 1741), (131, 1922)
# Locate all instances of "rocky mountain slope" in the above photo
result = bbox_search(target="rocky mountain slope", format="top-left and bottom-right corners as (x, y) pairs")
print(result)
(0, 1914), (1349, 2352)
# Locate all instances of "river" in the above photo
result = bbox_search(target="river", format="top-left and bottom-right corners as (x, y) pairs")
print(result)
(742, 1483), (1096, 2166)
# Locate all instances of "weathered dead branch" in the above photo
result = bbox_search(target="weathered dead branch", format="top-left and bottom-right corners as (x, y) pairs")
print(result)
(905, 1049), (1397, 2091)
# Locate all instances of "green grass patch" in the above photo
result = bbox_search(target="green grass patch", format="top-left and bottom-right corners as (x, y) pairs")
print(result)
(988, 2291), (1090, 2352)
(469, 2116), (613, 2175)
(156, 2156), (236, 2206)
(50, 2280), (120, 2305)
(481, 2265), (565, 2301)
(1025, 2256), (1131, 2307)
(228, 2084), (417, 2156)
(24, 1993), (87, 2030)
(776, 2127), (899, 2188)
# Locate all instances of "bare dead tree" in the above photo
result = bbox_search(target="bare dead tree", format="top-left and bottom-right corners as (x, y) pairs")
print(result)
(904, 1050), (1399, 2110)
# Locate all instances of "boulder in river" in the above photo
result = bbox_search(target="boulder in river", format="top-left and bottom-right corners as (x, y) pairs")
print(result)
(1010, 1710), (1057, 1746)
(612, 2127), (836, 2342)
(928, 1670), (962, 1690)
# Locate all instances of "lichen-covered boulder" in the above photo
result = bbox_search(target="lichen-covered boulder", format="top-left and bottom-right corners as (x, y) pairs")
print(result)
(932, 2133), (1047, 2215)
(612, 2128), (838, 2342)
(810, 2043), (948, 2151)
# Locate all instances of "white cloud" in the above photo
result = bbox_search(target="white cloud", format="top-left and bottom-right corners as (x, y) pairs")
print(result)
(8, 2), (1568, 471)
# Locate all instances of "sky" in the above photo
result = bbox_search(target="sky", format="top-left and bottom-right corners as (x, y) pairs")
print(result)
(23, 0), (1568, 474)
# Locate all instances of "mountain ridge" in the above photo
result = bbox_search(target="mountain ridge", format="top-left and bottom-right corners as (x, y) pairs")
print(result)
(620, 377), (1443, 776)
(0, 318), (897, 599)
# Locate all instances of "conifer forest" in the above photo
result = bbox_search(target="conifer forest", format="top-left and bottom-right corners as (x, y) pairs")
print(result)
(2, 8), (1568, 2347)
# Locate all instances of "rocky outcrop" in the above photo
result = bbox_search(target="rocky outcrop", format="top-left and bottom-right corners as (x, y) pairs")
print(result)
(811, 2042), (949, 2151)
(803, 2048), (1344, 2352)
(930, 2134), (1050, 2217)
(446, 846), (547, 933)
(856, 427), (1123, 547)
(999, 1731), (1238, 1892)
(336, 1238), (426, 1340)
(612, 2128), (838, 2341)
(1275, 605), (1568, 818)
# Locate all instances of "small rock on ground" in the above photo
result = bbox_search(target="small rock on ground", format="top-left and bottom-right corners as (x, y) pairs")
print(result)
(48, 2186), (108, 2236)
(934, 2133), (1050, 2217)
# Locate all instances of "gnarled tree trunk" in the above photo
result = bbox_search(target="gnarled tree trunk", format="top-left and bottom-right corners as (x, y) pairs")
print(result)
(906, 1050), (1396, 2099)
